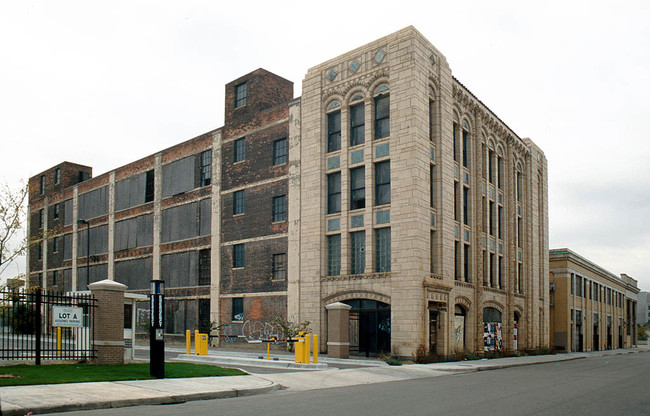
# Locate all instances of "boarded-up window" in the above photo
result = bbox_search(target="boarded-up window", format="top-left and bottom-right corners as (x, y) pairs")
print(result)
(114, 257), (153, 290)
(114, 214), (153, 251)
(63, 234), (72, 260)
(78, 187), (108, 220)
(162, 156), (195, 198)
(77, 225), (108, 256)
(161, 251), (199, 288)
(161, 199), (211, 243)
(115, 173), (147, 211)
(76, 263), (108, 291)
(63, 199), (73, 226)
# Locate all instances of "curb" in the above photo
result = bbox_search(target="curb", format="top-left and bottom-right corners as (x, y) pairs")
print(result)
(173, 354), (329, 370)
(0, 381), (281, 416)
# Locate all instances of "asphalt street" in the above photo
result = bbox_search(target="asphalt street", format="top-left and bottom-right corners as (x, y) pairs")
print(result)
(59, 351), (650, 416)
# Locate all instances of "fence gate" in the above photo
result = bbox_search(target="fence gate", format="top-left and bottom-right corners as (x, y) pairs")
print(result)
(0, 289), (97, 364)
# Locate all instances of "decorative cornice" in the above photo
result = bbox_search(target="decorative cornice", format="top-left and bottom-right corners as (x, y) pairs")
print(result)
(322, 70), (390, 103)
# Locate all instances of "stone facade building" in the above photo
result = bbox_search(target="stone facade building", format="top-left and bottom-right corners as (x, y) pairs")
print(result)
(27, 26), (549, 356)
(549, 248), (639, 352)
(637, 291), (650, 327)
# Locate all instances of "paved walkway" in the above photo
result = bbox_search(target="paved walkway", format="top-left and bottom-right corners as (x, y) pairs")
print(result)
(0, 347), (647, 415)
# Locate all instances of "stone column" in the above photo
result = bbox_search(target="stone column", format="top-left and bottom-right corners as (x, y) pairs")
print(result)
(89, 279), (127, 364)
(326, 302), (351, 359)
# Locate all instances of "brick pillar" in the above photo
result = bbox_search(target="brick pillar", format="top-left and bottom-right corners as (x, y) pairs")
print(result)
(326, 302), (351, 359)
(89, 279), (127, 364)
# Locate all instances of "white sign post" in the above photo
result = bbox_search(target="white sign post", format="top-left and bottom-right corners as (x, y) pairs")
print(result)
(53, 306), (83, 327)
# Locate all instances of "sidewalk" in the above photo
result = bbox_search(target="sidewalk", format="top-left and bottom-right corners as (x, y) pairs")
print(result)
(0, 346), (647, 416)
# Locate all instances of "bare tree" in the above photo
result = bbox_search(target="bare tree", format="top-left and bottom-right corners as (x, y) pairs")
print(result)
(0, 182), (28, 277)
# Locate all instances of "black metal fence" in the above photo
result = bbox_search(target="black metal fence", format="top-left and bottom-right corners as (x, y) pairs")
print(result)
(0, 289), (96, 364)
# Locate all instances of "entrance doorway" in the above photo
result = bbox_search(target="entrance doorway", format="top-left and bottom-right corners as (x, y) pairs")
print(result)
(344, 299), (391, 357)
(575, 310), (584, 352)
(453, 305), (466, 353)
(429, 310), (438, 355)
(593, 314), (599, 351)
(483, 307), (503, 352)
(514, 312), (521, 350)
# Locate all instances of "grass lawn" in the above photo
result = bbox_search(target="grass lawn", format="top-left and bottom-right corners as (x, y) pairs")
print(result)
(0, 363), (247, 386)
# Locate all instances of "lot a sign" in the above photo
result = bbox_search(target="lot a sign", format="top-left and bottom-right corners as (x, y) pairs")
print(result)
(53, 306), (83, 327)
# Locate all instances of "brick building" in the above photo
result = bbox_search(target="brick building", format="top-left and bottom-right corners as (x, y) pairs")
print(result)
(27, 26), (549, 356)
(549, 248), (639, 351)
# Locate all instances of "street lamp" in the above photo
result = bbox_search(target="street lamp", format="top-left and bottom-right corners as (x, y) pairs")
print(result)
(77, 219), (90, 288)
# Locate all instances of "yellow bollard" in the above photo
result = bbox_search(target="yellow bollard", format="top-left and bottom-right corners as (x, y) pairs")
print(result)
(194, 330), (200, 355)
(57, 327), (62, 355)
(294, 337), (303, 363)
(313, 334), (318, 363)
(267, 342), (271, 360)
(304, 334), (311, 364)
(186, 330), (191, 354)
(199, 334), (208, 355)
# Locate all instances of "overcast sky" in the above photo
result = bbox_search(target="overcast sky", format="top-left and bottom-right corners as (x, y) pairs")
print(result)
(1, 1), (648, 291)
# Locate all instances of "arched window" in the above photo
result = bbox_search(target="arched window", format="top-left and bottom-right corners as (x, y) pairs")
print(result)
(326, 101), (341, 153)
(374, 85), (390, 139)
(349, 94), (365, 147)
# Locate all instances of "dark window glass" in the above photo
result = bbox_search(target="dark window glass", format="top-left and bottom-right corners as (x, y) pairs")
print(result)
(54, 204), (60, 220)
(38, 209), (44, 228)
(454, 183), (459, 221)
(429, 100), (435, 141)
(488, 150), (494, 183)
(374, 161), (390, 205)
(498, 256), (503, 288)
(430, 164), (435, 208)
(497, 157), (503, 189)
(52, 236), (59, 253)
(498, 207), (503, 239)
(464, 244), (470, 282)
(272, 253), (287, 281)
(375, 227), (391, 272)
(232, 297), (244, 321)
(233, 244), (245, 268)
(462, 129), (469, 168)
(200, 150), (212, 187)
(273, 138), (288, 165)
(234, 82), (247, 108)
(54, 168), (61, 184)
(374, 94), (390, 139)
(327, 172), (341, 214)
(234, 138), (246, 162)
(350, 231), (365, 275)
(272, 195), (287, 222)
(145, 170), (154, 203)
(350, 166), (365, 210)
(463, 186), (469, 225)
(52, 270), (58, 286)
(328, 111), (341, 152)
(489, 201), (494, 236)
(38, 241), (43, 260)
(233, 190), (245, 215)
(327, 234), (341, 276)
(453, 123), (458, 162)
(350, 103), (365, 147)
(39, 175), (45, 195)
(199, 249), (210, 286)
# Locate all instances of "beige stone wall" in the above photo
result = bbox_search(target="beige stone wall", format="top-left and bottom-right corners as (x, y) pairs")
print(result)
(296, 26), (549, 357)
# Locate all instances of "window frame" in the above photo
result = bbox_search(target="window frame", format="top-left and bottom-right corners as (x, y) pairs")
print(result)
(374, 161), (390, 206)
(350, 231), (366, 275)
(232, 297), (244, 321)
(349, 102), (365, 147)
(327, 110), (341, 153)
(234, 138), (246, 163)
(272, 253), (287, 281)
(327, 172), (341, 214)
(232, 244), (245, 269)
(374, 93), (390, 140)
(375, 227), (391, 273)
(54, 168), (61, 185)
(350, 166), (366, 210)
(327, 234), (341, 276)
(200, 150), (212, 187)
(272, 195), (287, 222)
(233, 190), (245, 216)
(234, 82), (247, 108)
(273, 138), (288, 166)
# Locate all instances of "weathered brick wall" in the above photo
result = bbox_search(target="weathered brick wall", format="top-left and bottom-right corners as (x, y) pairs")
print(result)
(220, 237), (288, 294)
(220, 295), (287, 324)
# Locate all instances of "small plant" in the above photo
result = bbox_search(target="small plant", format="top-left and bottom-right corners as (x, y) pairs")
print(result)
(385, 356), (403, 366)
(269, 316), (310, 352)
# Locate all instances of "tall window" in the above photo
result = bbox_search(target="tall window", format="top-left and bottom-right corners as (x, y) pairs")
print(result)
(463, 187), (469, 225)
(489, 253), (495, 287)
(374, 91), (390, 139)
(200, 150), (212, 187)
(350, 231), (365, 275)
(350, 166), (365, 210)
(39, 175), (45, 195)
(327, 111), (341, 152)
(489, 202), (494, 236)
(463, 244), (470, 282)
(454, 182), (459, 221)
(233, 190), (245, 215)
(38, 241), (43, 260)
(233, 244), (245, 268)
(497, 207), (503, 239)
(429, 98), (435, 141)
(272, 253), (287, 281)
(374, 161), (390, 205)
(232, 297), (244, 321)
(234, 138), (246, 162)
(327, 234), (341, 276)
(498, 256), (503, 288)
(453, 120), (458, 162)
(52, 270), (58, 286)
(38, 209), (44, 228)
(488, 150), (494, 183)
(350, 103), (365, 147)
(272, 195), (287, 222)
(273, 138), (287, 165)
(54, 204), (60, 220)
(497, 155), (503, 189)
(145, 170), (154, 203)
(327, 172), (341, 214)
(454, 241), (460, 280)
(430, 164), (435, 208)
(430, 231), (435, 273)
(462, 126), (470, 168)
(375, 227), (391, 272)
(234, 82), (247, 108)
(199, 249), (210, 285)
(516, 170), (523, 202)
(52, 236), (59, 253)
(54, 168), (61, 184)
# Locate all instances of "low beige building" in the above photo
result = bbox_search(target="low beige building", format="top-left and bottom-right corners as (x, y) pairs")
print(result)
(549, 248), (639, 352)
